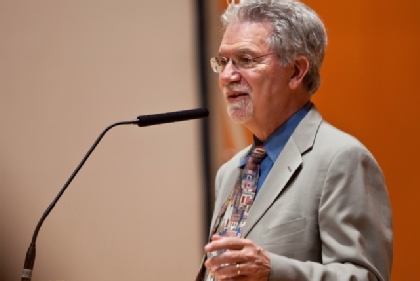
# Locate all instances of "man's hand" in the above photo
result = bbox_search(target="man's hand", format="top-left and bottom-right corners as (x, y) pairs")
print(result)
(204, 235), (271, 281)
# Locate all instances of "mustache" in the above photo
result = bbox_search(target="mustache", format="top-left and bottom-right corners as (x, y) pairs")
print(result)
(223, 83), (252, 95)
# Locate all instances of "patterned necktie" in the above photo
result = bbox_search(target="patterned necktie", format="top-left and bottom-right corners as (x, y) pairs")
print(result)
(204, 145), (267, 281)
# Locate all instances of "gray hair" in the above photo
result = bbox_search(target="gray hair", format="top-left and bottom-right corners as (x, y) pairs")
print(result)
(221, 0), (327, 94)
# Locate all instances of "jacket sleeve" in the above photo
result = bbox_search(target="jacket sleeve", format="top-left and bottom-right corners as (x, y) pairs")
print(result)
(268, 145), (393, 281)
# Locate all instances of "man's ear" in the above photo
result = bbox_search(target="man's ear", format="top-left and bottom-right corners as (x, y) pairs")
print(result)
(289, 56), (309, 90)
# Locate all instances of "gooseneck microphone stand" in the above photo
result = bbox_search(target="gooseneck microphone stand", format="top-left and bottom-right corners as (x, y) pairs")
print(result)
(20, 120), (136, 281)
(21, 108), (209, 280)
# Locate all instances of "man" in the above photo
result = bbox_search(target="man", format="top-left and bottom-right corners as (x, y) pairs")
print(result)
(196, 1), (393, 281)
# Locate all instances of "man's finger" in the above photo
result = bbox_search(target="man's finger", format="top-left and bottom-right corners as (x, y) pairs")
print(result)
(205, 249), (251, 268)
(210, 262), (248, 280)
(205, 237), (253, 252)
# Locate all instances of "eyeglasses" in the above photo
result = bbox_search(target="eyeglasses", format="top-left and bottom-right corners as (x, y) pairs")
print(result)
(209, 53), (276, 73)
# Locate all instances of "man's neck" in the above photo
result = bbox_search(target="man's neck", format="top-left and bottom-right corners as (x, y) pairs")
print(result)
(247, 98), (311, 141)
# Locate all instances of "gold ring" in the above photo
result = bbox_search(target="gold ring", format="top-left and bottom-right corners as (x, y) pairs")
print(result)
(236, 263), (240, 276)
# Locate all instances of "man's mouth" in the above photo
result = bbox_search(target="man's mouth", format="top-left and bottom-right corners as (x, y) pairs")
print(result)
(227, 92), (249, 102)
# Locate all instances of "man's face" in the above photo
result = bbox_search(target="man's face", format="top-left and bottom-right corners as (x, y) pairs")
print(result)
(218, 21), (294, 130)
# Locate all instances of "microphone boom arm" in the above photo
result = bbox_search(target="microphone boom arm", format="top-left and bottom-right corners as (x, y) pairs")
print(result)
(21, 107), (208, 280)
(21, 120), (137, 281)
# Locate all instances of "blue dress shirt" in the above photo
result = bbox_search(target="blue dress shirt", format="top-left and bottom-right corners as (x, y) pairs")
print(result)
(239, 102), (312, 194)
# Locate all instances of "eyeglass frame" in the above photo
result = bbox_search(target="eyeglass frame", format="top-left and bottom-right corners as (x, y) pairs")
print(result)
(209, 52), (276, 73)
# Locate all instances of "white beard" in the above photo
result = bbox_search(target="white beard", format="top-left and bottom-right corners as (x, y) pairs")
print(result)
(227, 98), (253, 124)
(223, 83), (253, 123)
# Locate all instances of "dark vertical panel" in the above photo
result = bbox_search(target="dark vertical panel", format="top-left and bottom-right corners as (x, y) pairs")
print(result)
(194, 0), (212, 244)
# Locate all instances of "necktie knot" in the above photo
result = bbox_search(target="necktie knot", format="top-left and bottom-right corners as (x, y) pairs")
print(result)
(247, 145), (267, 166)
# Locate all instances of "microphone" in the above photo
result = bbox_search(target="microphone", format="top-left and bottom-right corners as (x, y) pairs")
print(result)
(21, 108), (209, 280)
(136, 108), (209, 127)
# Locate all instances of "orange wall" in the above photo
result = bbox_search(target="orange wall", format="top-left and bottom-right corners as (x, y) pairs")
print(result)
(217, 0), (420, 280)
(306, 1), (420, 280)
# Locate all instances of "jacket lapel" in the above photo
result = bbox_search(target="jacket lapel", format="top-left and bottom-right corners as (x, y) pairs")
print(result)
(242, 138), (302, 237)
(242, 106), (323, 237)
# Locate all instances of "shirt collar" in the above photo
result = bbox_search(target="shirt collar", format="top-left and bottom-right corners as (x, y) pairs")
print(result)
(240, 102), (312, 167)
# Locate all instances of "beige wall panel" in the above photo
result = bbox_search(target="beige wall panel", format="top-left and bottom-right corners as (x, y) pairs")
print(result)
(0, 1), (202, 280)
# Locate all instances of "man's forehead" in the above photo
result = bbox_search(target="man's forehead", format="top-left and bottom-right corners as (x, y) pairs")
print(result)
(219, 21), (272, 54)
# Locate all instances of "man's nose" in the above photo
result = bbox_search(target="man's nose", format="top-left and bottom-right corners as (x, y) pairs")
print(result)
(219, 59), (240, 82)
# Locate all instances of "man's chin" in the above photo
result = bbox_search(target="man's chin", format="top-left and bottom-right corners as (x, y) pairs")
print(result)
(227, 108), (252, 124)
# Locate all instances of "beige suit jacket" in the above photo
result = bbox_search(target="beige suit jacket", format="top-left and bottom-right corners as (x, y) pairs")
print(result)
(202, 106), (393, 281)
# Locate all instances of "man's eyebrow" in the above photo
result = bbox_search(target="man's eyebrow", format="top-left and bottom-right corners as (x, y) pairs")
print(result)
(218, 49), (257, 56)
